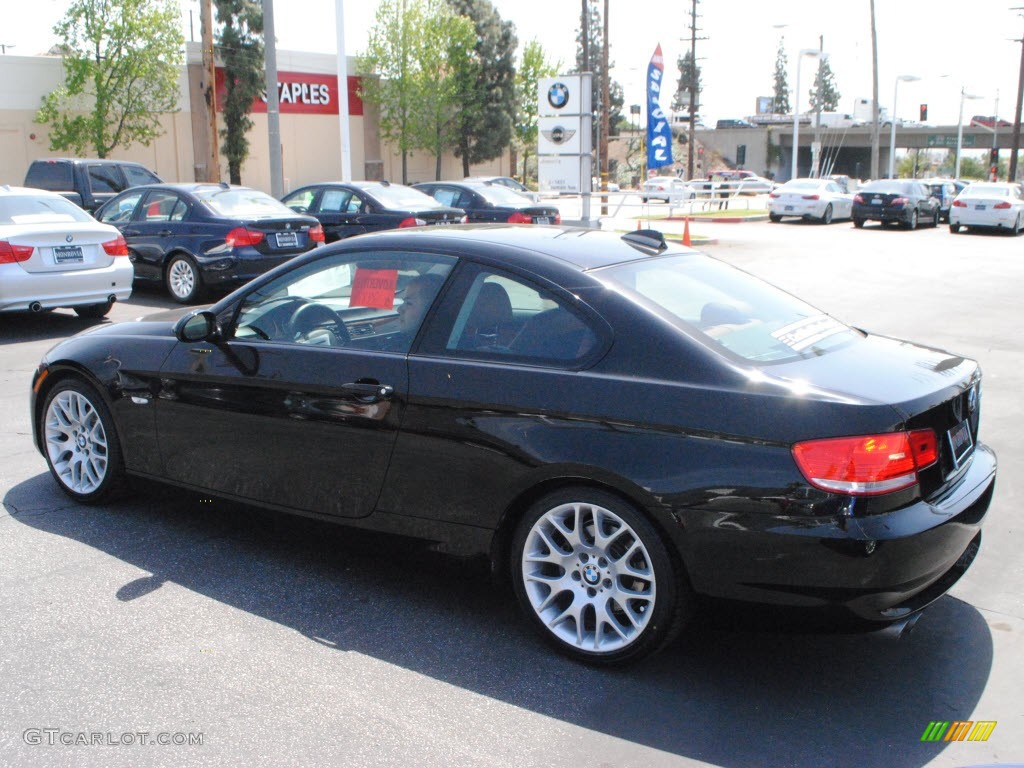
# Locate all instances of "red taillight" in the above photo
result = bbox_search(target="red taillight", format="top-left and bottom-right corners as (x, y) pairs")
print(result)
(994, 201), (1012, 209)
(508, 211), (533, 224)
(802, 194), (820, 200)
(891, 197), (908, 207)
(102, 234), (129, 256)
(225, 227), (264, 247)
(769, 192), (780, 199)
(398, 217), (427, 228)
(853, 194), (865, 204)
(952, 200), (968, 208)
(553, 212), (561, 224)
(0, 240), (34, 263)
(792, 429), (938, 496)
(309, 224), (325, 242)
(459, 215), (469, 223)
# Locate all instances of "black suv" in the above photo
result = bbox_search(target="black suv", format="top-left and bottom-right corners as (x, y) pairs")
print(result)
(24, 158), (162, 213)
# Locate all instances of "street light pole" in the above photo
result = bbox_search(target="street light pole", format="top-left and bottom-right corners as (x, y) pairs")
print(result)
(888, 75), (920, 178)
(956, 87), (983, 179)
(791, 49), (823, 181)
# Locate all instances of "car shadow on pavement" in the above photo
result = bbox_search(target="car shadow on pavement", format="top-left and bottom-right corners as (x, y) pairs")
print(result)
(4, 474), (992, 768)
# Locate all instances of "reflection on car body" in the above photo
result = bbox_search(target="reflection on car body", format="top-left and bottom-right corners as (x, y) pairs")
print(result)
(32, 225), (996, 666)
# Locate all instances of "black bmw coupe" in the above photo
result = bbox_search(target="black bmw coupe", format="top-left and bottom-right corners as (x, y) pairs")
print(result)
(31, 225), (995, 664)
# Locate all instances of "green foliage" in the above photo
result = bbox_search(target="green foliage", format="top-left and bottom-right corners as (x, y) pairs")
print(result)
(772, 39), (790, 114)
(672, 51), (700, 114)
(808, 57), (840, 113)
(447, 0), (519, 176)
(515, 39), (560, 179)
(36, 0), (184, 158)
(215, 0), (263, 184)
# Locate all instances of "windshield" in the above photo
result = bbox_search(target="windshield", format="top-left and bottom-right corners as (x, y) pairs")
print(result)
(366, 184), (445, 209)
(0, 195), (93, 225)
(598, 253), (856, 363)
(204, 189), (295, 217)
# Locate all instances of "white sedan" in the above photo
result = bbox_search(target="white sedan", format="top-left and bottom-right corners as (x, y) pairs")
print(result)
(768, 178), (853, 224)
(0, 186), (133, 316)
(641, 176), (694, 203)
(949, 182), (1024, 235)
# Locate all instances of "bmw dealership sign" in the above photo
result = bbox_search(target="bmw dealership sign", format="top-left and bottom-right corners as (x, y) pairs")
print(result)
(537, 75), (592, 196)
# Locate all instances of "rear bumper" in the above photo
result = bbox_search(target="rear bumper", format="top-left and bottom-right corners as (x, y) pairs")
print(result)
(684, 443), (996, 622)
(0, 262), (133, 312)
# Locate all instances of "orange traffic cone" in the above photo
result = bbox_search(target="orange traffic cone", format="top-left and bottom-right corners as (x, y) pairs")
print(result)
(682, 217), (692, 247)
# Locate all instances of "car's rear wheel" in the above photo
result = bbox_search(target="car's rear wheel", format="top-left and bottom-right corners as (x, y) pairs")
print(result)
(950, 223), (961, 233)
(1013, 214), (1022, 235)
(853, 217), (865, 228)
(769, 213), (782, 223)
(166, 253), (204, 304)
(41, 378), (123, 503)
(511, 488), (689, 665)
(74, 301), (113, 319)
(820, 204), (833, 225)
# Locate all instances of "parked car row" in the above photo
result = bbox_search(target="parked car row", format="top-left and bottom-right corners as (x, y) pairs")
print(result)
(10, 160), (552, 309)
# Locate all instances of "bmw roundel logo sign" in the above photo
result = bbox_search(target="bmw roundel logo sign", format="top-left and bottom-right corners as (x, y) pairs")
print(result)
(547, 82), (570, 110)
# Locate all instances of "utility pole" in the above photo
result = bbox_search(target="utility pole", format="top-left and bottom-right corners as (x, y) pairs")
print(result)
(263, 0), (284, 198)
(600, 0), (609, 214)
(869, 0), (880, 180)
(686, 0), (701, 181)
(1009, 9), (1024, 181)
(200, 0), (220, 182)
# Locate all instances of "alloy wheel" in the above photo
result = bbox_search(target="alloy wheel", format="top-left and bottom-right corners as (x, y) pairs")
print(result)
(44, 389), (110, 496)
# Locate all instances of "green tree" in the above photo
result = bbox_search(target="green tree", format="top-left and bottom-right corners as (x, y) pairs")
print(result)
(215, 0), (263, 184)
(514, 39), (559, 181)
(772, 39), (790, 114)
(574, 0), (624, 144)
(672, 50), (701, 115)
(414, 8), (476, 179)
(447, 0), (519, 177)
(36, 0), (184, 158)
(809, 57), (840, 113)
(358, 0), (430, 184)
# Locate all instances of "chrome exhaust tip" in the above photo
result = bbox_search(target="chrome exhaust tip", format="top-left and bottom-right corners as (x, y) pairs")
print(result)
(29, 301), (43, 313)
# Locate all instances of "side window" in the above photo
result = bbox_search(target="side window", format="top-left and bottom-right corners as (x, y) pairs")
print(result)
(123, 165), (160, 186)
(430, 187), (460, 207)
(445, 270), (598, 364)
(141, 190), (186, 222)
(232, 251), (456, 352)
(347, 194), (364, 214)
(87, 164), (126, 193)
(282, 189), (317, 213)
(455, 191), (477, 209)
(97, 191), (145, 223)
(320, 189), (352, 214)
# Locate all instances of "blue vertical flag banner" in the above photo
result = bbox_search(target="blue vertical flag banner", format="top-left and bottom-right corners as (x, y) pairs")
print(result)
(646, 44), (674, 172)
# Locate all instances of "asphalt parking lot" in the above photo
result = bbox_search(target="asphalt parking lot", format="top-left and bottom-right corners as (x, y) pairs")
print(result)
(1, 215), (1021, 767)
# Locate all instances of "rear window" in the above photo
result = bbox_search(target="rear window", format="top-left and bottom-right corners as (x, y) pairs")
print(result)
(24, 162), (73, 191)
(367, 184), (444, 209)
(599, 253), (856, 363)
(0, 194), (94, 225)
(474, 184), (536, 205)
(202, 189), (295, 217)
(861, 182), (915, 195)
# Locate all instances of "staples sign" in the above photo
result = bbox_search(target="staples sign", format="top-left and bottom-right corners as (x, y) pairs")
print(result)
(216, 70), (364, 116)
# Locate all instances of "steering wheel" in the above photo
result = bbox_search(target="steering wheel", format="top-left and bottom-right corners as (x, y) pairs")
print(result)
(288, 301), (350, 345)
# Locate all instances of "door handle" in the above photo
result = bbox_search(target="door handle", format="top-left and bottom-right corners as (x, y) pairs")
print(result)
(158, 229), (174, 237)
(341, 382), (394, 401)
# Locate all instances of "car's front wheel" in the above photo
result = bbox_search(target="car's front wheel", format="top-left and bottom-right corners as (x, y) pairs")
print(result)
(511, 488), (689, 665)
(820, 204), (833, 225)
(40, 378), (124, 503)
(166, 253), (204, 304)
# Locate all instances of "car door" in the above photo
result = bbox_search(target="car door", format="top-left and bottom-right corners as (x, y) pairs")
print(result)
(154, 248), (458, 518)
(312, 188), (366, 241)
(122, 189), (191, 280)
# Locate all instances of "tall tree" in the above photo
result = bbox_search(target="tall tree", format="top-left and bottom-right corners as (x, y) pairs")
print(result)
(672, 51), (701, 115)
(447, 0), (518, 177)
(574, 0), (623, 144)
(514, 39), (560, 181)
(809, 57), (840, 113)
(414, 8), (476, 179)
(35, 0), (184, 158)
(772, 39), (790, 114)
(214, 0), (264, 184)
(358, 0), (430, 184)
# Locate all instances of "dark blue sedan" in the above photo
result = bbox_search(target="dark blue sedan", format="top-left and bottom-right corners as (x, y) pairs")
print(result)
(95, 183), (324, 303)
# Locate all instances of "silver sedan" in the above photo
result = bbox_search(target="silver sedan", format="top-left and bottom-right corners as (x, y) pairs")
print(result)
(0, 187), (133, 317)
(949, 182), (1024, 235)
(769, 178), (853, 224)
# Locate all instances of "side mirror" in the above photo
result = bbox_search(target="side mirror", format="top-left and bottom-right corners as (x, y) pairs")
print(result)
(174, 310), (220, 343)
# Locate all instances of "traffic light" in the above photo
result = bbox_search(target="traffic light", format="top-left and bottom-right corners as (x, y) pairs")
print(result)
(919, 104), (928, 121)
(990, 147), (999, 166)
